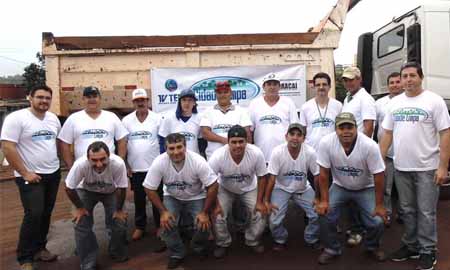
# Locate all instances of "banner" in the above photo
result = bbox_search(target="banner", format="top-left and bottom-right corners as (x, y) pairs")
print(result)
(150, 64), (306, 113)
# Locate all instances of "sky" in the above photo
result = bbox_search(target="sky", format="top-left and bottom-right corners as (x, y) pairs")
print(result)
(0, 0), (444, 76)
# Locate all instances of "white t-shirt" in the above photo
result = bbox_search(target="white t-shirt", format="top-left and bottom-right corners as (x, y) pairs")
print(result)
(159, 113), (201, 154)
(1, 108), (61, 177)
(382, 91), (450, 171)
(248, 96), (299, 162)
(65, 154), (128, 194)
(208, 144), (267, 194)
(122, 110), (161, 172)
(342, 88), (376, 134)
(268, 143), (319, 194)
(143, 150), (217, 201)
(200, 105), (252, 159)
(299, 98), (342, 151)
(317, 132), (385, 190)
(58, 110), (129, 160)
(375, 95), (394, 158)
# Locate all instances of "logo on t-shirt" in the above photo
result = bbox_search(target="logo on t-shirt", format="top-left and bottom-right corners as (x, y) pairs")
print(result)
(392, 107), (429, 123)
(335, 166), (363, 177)
(312, 118), (334, 128)
(223, 173), (251, 183)
(81, 129), (109, 139)
(31, 130), (56, 141)
(212, 124), (233, 134)
(259, 115), (282, 125)
(166, 181), (193, 191)
(179, 131), (196, 141)
(282, 170), (306, 181)
(129, 131), (152, 140)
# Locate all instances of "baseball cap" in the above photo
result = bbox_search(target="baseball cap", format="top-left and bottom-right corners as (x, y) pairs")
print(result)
(228, 125), (247, 139)
(342, 66), (361, 80)
(335, 112), (357, 127)
(215, 81), (232, 91)
(179, 89), (197, 100)
(83, 86), (100, 96)
(262, 73), (281, 84)
(132, 88), (148, 100)
(287, 123), (306, 135)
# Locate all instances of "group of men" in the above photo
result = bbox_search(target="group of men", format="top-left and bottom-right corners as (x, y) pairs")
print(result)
(1, 61), (449, 270)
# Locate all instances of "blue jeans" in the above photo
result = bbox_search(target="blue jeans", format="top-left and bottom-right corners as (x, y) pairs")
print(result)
(321, 184), (384, 255)
(75, 189), (128, 270)
(15, 170), (61, 264)
(161, 196), (209, 259)
(269, 188), (319, 244)
(395, 170), (439, 254)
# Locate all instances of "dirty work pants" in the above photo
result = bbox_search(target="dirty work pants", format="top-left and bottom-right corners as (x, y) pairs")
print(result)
(15, 170), (60, 264)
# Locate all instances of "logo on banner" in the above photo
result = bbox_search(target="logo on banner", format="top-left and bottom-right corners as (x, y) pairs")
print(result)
(191, 76), (260, 103)
(165, 79), (178, 92)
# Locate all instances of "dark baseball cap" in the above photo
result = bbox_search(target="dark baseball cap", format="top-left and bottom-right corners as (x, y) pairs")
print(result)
(287, 123), (306, 135)
(83, 86), (100, 96)
(228, 125), (247, 139)
(179, 89), (197, 100)
(335, 112), (357, 127)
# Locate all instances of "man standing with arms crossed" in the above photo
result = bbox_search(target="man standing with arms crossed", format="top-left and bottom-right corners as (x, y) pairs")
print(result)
(380, 62), (450, 270)
(1, 85), (61, 270)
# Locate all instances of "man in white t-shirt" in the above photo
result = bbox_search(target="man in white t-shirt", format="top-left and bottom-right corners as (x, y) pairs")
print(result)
(1, 85), (61, 270)
(300, 72), (342, 151)
(248, 73), (299, 162)
(380, 62), (450, 270)
(375, 72), (403, 225)
(65, 141), (129, 270)
(122, 88), (164, 246)
(209, 125), (268, 258)
(341, 66), (377, 246)
(264, 123), (320, 251)
(58, 86), (129, 169)
(143, 133), (218, 269)
(315, 112), (387, 265)
(200, 81), (252, 159)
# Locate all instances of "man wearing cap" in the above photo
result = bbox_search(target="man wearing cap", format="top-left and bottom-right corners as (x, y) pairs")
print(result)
(65, 141), (129, 270)
(1, 85), (61, 270)
(122, 88), (165, 247)
(159, 89), (202, 154)
(200, 81), (252, 160)
(248, 73), (299, 163)
(143, 133), (219, 269)
(315, 112), (387, 265)
(341, 66), (377, 246)
(264, 123), (320, 251)
(59, 86), (129, 169)
(374, 72), (403, 226)
(380, 62), (450, 270)
(300, 72), (342, 151)
(209, 125), (268, 258)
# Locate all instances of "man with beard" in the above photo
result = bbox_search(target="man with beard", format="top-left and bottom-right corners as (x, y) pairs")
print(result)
(1, 85), (61, 270)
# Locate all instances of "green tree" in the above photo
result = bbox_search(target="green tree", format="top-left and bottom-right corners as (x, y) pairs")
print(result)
(22, 52), (45, 93)
(334, 64), (347, 103)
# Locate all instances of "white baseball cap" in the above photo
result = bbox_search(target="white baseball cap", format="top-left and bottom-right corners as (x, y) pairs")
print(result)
(262, 73), (281, 84)
(132, 88), (148, 100)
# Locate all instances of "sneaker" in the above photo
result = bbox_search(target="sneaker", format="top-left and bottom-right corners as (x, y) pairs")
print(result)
(272, 242), (287, 252)
(132, 228), (145, 241)
(250, 245), (265, 254)
(390, 245), (420, 262)
(152, 237), (167, 253)
(20, 263), (35, 270)
(347, 233), (363, 247)
(33, 248), (57, 262)
(318, 251), (339, 265)
(213, 246), (227, 259)
(417, 253), (437, 270)
(167, 257), (183, 269)
(366, 249), (387, 262)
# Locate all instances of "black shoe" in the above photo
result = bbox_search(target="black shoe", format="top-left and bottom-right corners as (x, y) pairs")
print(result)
(417, 253), (437, 270)
(390, 245), (420, 262)
(305, 241), (322, 250)
(213, 246), (227, 259)
(167, 257), (183, 269)
(318, 251), (340, 265)
(152, 237), (167, 253)
(193, 249), (209, 261)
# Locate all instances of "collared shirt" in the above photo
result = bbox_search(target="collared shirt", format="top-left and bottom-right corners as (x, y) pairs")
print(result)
(214, 104), (235, 114)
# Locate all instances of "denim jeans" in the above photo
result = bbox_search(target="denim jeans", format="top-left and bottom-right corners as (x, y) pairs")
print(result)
(75, 189), (128, 270)
(160, 196), (209, 259)
(321, 184), (384, 255)
(214, 187), (265, 247)
(15, 170), (61, 264)
(269, 188), (319, 244)
(395, 170), (439, 254)
(130, 172), (163, 230)
(383, 157), (395, 216)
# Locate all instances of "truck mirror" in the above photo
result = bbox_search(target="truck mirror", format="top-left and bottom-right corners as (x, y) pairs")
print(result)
(357, 32), (373, 93)
(407, 23), (421, 64)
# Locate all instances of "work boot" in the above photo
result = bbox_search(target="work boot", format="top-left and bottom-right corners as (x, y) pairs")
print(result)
(33, 248), (57, 262)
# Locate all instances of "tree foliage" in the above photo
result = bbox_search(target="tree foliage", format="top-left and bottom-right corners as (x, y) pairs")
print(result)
(334, 64), (347, 103)
(22, 52), (46, 93)
(0, 74), (24, 84)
